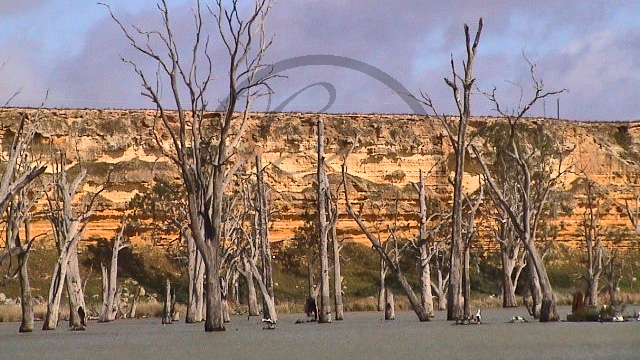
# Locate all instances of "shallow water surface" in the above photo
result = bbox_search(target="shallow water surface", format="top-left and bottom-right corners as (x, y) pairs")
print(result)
(1, 308), (638, 360)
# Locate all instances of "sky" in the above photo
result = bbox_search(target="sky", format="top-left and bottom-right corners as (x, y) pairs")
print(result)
(0, 0), (638, 121)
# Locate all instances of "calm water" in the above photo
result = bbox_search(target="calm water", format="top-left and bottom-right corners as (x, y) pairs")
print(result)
(1, 307), (638, 360)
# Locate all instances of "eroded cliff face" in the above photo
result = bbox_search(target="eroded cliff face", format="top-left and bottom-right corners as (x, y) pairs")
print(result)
(1, 108), (639, 248)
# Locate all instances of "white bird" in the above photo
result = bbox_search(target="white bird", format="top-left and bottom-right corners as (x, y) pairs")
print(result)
(474, 309), (482, 324)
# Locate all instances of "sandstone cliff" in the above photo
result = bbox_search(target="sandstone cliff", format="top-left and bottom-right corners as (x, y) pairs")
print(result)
(2, 108), (639, 249)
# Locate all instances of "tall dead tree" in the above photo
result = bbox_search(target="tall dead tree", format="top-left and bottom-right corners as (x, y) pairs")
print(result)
(98, 215), (132, 322)
(105, 0), (275, 332)
(328, 181), (344, 321)
(579, 178), (603, 307)
(255, 155), (275, 321)
(462, 184), (483, 318)
(316, 117), (331, 323)
(4, 187), (41, 332)
(420, 19), (483, 320)
(43, 151), (103, 330)
(473, 58), (567, 322)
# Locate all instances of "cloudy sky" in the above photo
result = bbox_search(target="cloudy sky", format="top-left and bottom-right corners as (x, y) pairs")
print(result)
(1, 0), (638, 120)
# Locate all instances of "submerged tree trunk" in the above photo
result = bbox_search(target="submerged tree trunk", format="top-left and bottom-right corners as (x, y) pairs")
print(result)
(416, 170), (435, 317)
(316, 118), (331, 323)
(186, 233), (205, 323)
(525, 243), (557, 322)
(256, 155), (275, 321)
(378, 256), (386, 311)
(99, 223), (130, 323)
(66, 241), (86, 330)
(18, 248), (34, 333)
(203, 246), (224, 332)
(384, 289), (395, 320)
(499, 241), (522, 308)
(462, 245), (471, 318)
(128, 286), (144, 319)
(327, 180), (344, 321)
(162, 279), (173, 324)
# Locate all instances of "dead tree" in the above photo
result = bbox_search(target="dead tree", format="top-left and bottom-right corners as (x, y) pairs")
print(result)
(255, 155), (275, 321)
(492, 210), (526, 308)
(1, 150), (44, 333)
(342, 139), (429, 321)
(104, 0), (275, 332)
(185, 229), (205, 322)
(316, 117), (331, 323)
(4, 188), (41, 332)
(384, 289), (395, 320)
(0, 99), (45, 334)
(579, 178), (603, 307)
(162, 279), (173, 324)
(414, 170), (435, 317)
(325, 152), (344, 321)
(431, 246), (450, 310)
(98, 216), (132, 322)
(462, 184), (483, 318)
(419, 19), (483, 320)
(472, 58), (567, 322)
(602, 248), (625, 307)
(43, 152), (104, 330)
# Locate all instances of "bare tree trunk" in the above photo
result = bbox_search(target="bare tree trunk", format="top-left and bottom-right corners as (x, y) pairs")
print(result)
(162, 279), (173, 324)
(43, 230), (80, 330)
(316, 118), (331, 323)
(220, 276), (231, 323)
(65, 247), (85, 330)
(500, 248), (519, 308)
(378, 257), (386, 311)
(18, 248), (34, 332)
(128, 286), (144, 319)
(432, 252), (449, 311)
(99, 222), (130, 323)
(384, 289), (395, 320)
(328, 183), (344, 321)
(525, 243), (557, 321)
(525, 254), (542, 318)
(416, 170), (435, 317)
(203, 244), (224, 331)
(256, 155), (275, 321)
(246, 272), (260, 316)
(186, 232), (205, 323)
(332, 235), (344, 320)
(462, 244), (471, 318)
(246, 255), (278, 323)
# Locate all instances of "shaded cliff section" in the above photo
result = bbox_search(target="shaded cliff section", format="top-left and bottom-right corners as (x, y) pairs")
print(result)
(1, 107), (640, 248)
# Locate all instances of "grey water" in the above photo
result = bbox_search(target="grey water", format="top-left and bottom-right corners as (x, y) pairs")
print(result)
(1, 307), (638, 360)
